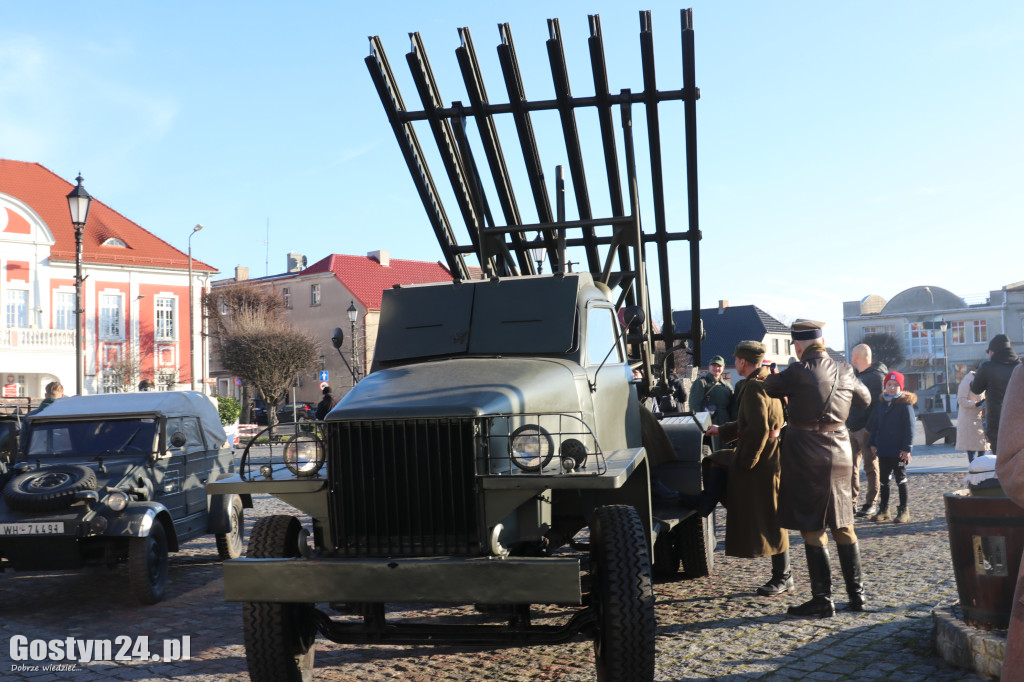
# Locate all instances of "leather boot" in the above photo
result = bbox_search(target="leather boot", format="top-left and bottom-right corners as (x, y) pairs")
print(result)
(787, 544), (834, 618)
(871, 485), (891, 522)
(837, 542), (865, 611)
(677, 466), (727, 517)
(757, 549), (794, 596)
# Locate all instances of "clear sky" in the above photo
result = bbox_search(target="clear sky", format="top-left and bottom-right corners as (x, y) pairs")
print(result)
(2, 2), (1021, 352)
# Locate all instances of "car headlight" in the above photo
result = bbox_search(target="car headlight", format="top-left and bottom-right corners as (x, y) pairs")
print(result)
(105, 490), (130, 512)
(283, 433), (325, 477)
(510, 425), (554, 472)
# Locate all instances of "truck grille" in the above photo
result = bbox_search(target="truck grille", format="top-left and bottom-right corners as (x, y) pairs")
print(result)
(326, 418), (481, 557)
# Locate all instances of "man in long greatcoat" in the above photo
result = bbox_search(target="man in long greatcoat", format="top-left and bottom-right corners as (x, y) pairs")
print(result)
(764, 322), (870, 618)
(702, 341), (790, 596)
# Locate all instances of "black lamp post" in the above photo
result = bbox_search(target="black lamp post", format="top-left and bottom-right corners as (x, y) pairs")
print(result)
(939, 321), (950, 412)
(531, 234), (546, 274)
(188, 224), (204, 390)
(66, 174), (93, 396)
(347, 301), (360, 383)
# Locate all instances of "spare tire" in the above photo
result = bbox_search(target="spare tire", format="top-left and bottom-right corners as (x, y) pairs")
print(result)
(3, 465), (98, 513)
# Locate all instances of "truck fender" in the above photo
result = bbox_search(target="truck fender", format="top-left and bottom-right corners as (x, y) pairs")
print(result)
(107, 502), (180, 552)
(653, 415), (711, 496)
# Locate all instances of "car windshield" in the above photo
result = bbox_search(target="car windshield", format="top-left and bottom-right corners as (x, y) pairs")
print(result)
(26, 419), (158, 458)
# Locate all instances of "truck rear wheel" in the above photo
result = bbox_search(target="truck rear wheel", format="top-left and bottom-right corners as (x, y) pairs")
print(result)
(679, 508), (716, 579)
(128, 520), (169, 605)
(652, 526), (681, 580)
(243, 515), (316, 682)
(590, 505), (655, 681)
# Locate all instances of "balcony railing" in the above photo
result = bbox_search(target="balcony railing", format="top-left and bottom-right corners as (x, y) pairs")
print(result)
(0, 327), (75, 349)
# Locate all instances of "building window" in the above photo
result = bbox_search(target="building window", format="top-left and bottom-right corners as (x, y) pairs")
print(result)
(282, 287), (292, 308)
(772, 338), (780, 354)
(155, 297), (176, 340)
(973, 320), (988, 344)
(949, 320), (966, 345)
(862, 324), (897, 338)
(5, 289), (28, 328)
(101, 372), (120, 394)
(156, 370), (177, 391)
(219, 297), (228, 315)
(310, 284), (320, 307)
(100, 294), (123, 339)
(905, 322), (933, 359)
(54, 292), (75, 330)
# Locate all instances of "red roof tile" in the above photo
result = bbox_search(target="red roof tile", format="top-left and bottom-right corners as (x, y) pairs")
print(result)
(303, 254), (471, 310)
(0, 159), (216, 272)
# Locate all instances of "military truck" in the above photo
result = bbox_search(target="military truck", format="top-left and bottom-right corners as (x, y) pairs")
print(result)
(210, 9), (712, 681)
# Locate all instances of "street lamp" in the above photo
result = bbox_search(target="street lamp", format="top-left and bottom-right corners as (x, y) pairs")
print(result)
(530, 234), (546, 274)
(188, 224), (204, 391)
(939, 321), (950, 412)
(347, 301), (360, 383)
(66, 174), (93, 396)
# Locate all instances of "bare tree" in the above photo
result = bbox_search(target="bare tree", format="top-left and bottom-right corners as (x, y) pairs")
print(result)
(862, 332), (904, 371)
(105, 355), (141, 393)
(206, 284), (319, 427)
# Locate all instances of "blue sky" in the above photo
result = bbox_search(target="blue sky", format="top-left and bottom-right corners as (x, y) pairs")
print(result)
(2, 2), (1021, 351)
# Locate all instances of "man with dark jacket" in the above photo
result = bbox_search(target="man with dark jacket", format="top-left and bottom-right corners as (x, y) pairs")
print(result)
(764, 322), (871, 619)
(315, 386), (339, 420)
(847, 344), (887, 517)
(971, 334), (1021, 455)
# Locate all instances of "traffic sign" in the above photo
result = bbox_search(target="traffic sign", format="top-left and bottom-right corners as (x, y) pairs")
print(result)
(319, 371), (329, 382)
(319, 381), (329, 390)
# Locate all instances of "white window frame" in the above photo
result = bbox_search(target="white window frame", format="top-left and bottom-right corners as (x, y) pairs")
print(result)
(973, 320), (988, 344)
(100, 293), (124, 340)
(949, 320), (966, 345)
(155, 297), (177, 341)
(310, 284), (320, 307)
(5, 289), (29, 328)
(54, 291), (75, 330)
(283, 287), (292, 309)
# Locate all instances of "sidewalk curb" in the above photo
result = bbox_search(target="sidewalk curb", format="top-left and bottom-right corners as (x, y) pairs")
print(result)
(933, 601), (1004, 679)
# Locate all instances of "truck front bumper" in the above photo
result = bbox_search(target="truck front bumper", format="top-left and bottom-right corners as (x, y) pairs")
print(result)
(223, 555), (582, 605)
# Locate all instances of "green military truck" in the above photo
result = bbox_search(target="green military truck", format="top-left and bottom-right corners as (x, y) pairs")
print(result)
(210, 9), (712, 681)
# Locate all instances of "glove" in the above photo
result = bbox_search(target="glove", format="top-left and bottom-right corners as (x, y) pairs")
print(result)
(975, 399), (985, 408)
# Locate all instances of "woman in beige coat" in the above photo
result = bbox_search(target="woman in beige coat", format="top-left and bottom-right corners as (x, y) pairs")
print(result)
(956, 370), (987, 462)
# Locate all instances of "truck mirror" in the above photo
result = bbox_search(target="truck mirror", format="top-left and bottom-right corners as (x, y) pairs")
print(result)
(331, 327), (345, 350)
(622, 305), (646, 333)
(169, 432), (187, 448)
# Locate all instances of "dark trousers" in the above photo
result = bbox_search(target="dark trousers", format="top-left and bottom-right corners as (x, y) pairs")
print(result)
(878, 457), (908, 508)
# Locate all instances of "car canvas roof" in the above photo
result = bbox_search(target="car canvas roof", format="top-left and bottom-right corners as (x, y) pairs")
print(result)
(28, 391), (227, 449)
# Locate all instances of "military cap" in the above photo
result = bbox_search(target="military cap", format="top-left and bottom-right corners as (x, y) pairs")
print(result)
(709, 355), (725, 366)
(734, 340), (766, 364)
(791, 320), (823, 341)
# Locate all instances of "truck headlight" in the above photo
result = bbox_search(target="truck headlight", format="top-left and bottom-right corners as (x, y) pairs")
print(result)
(283, 433), (325, 477)
(510, 425), (554, 472)
(104, 490), (130, 512)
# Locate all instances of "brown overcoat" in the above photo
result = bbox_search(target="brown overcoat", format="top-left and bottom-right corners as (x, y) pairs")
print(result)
(763, 346), (871, 531)
(710, 365), (788, 558)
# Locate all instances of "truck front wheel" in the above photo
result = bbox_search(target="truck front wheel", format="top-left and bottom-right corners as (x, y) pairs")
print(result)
(243, 515), (317, 682)
(590, 504), (656, 681)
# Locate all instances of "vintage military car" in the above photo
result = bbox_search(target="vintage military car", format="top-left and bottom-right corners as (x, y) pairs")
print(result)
(0, 391), (244, 604)
(211, 9), (713, 682)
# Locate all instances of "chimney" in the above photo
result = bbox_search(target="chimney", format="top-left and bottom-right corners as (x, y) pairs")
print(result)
(718, 300), (729, 313)
(235, 266), (249, 281)
(287, 252), (307, 273)
(368, 250), (390, 267)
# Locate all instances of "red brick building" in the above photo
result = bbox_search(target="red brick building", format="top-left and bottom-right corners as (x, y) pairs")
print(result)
(0, 159), (216, 396)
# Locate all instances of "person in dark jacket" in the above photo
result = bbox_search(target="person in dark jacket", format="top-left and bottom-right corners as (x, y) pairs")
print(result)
(315, 386), (338, 420)
(689, 355), (733, 450)
(971, 334), (1021, 455)
(868, 371), (916, 524)
(846, 344), (887, 518)
(764, 322), (871, 618)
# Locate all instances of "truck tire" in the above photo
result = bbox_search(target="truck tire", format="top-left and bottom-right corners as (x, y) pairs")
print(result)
(590, 505), (656, 682)
(243, 515), (317, 682)
(3, 465), (97, 512)
(652, 526), (680, 580)
(679, 508), (716, 579)
(215, 495), (245, 560)
(128, 520), (169, 605)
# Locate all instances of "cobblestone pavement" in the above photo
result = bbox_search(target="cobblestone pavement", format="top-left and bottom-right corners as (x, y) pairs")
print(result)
(0, 441), (991, 680)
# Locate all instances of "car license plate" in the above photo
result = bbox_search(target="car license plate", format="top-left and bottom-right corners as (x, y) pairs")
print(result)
(0, 522), (65, 535)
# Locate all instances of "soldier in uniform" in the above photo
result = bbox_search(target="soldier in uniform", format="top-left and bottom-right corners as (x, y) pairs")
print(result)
(764, 322), (871, 618)
(689, 355), (733, 450)
(681, 341), (792, 596)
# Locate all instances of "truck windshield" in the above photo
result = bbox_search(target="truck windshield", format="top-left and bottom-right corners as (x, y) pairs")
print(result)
(26, 419), (158, 458)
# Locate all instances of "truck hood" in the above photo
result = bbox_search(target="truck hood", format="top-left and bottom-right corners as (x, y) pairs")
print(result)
(329, 357), (585, 419)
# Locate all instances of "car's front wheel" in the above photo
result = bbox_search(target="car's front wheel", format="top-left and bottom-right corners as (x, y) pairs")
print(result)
(243, 515), (317, 682)
(128, 520), (169, 605)
(216, 495), (245, 560)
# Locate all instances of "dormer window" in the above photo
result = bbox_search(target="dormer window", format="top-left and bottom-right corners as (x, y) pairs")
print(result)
(102, 237), (127, 247)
